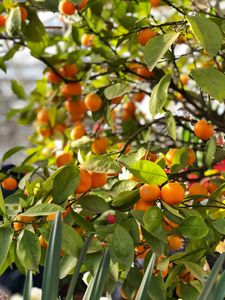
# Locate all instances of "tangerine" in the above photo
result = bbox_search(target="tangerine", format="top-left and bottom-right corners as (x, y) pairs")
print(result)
(90, 172), (107, 189)
(194, 119), (214, 141)
(84, 93), (102, 112)
(137, 28), (157, 46)
(160, 182), (185, 205)
(55, 151), (73, 167)
(59, 0), (75, 15)
(139, 184), (160, 202)
(1, 177), (17, 191)
(60, 82), (82, 97)
(91, 137), (108, 154)
(76, 169), (92, 194)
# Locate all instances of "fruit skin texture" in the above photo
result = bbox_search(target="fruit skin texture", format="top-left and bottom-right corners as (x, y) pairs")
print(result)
(91, 137), (108, 154)
(70, 123), (86, 140)
(60, 82), (82, 97)
(1, 177), (18, 191)
(137, 28), (157, 46)
(55, 151), (73, 167)
(19, 6), (28, 22)
(84, 93), (102, 112)
(46, 70), (62, 84)
(0, 15), (6, 27)
(194, 119), (214, 141)
(167, 235), (183, 250)
(189, 183), (208, 201)
(150, 0), (160, 7)
(64, 98), (86, 115)
(37, 109), (49, 124)
(81, 33), (94, 47)
(160, 182), (185, 205)
(60, 63), (78, 78)
(76, 169), (92, 194)
(165, 148), (196, 166)
(13, 215), (35, 231)
(139, 184), (160, 202)
(134, 199), (153, 212)
(90, 172), (107, 189)
(106, 213), (116, 224)
(59, 0), (75, 15)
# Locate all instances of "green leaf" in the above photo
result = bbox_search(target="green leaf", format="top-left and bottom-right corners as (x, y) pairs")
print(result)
(135, 253), (156, 300)
(83, 248), (110, 300)
(65, 233), (94, 300)
(52, 163), (79, 204)
(11, 80), (26, 99)
(17, 229), (41, 272)
(25, 10), (47, 42)
(144, 32), (180, 71)
(166, 111), (176, 141)
(170, 147), (188, 173)
(180, 282), (200, 300)
(104, 83), (132, 100)
(0, 187), (6, 216)
(110, 224), (134, 266)
(2, 146), (24, 163)
(129, 160), (167, 185)
(190, 67), (225, 102)
(112, 189), (139, 209)
(212, 219), (225, 234)
(149, 74), (171, 116)
(23, 271), (33, 300)
(214, 269), (225, 300)
(78, 195), (110, 213)
(21, 203), (64, 217)
(5, 7), (21, 37)
(110, 180), (138, 196)
(143, 206), (166, 240)
(149, 275), (166, 300)
(0, 226), (14, 268)
(187, 16), (223, 57)
(81, 156), (121, 174)
(198, 252), (225, 300)
(205, 137), (217, 167)
(178, 216), (208, 240)
(42, 212), (62, 300)
(71, 210), (95, 232)
(60, 255), (77, 279)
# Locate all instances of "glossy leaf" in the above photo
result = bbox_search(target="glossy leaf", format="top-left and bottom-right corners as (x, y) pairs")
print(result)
(104, 83), (132, 99)
(166, 111), (176, 141)
(205, 137), (216, 167)
(0, 226), (14, 268)
(81, 156), (121, 174)
(143, 206), (166, 240)
(11, 80), (26, 99)
(178, 216), (208, 240)
(78, 195), (110, 213)
(149, 74), (171, 116)
(144, 32), (180, 71)
(21, 203), (64, 217)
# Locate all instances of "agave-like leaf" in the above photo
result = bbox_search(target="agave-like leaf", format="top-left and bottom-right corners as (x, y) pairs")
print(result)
(41, 211), (62, 300)
(65, 232), (94, 300)
(214, 269), (225, 300)
(23, 270), (33, 300)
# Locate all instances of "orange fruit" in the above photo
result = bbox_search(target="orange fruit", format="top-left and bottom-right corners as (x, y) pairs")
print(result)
(167, 235), (182, 250)
(76, 169), (92, 194)
(135, 245), (150, 258)
(19, 6), (28, 22)
(37, 109), (49, 124)
(189, 183), (208, 201)
(139, 184), (160, 202)
(64, 98), (86, 115)
(111, 95), (123, 104)
(121, 110), (132, 121)
(54, 123), (67, 133)
(163, 215), (179, 231)
(84, 93), (102, 112)
(58, 0), (75, 15)
(137, 28), (157, 46)
(180, 74), (189, 85)
(136, 66), (155, 79)
(71, 112), (85, 122)
(90, 172), (107, 189)
(39, 235), (47, 248)
(150, 0), (160, 7)
(160, 182), (185, 205)
(1, 177), (17, 191)
(123, 101), (136, 115)
(77, 0), (88, 10)
(39, 126), (52, 138)
(133, 92), (145, 102)
(46, 212), (64, 222)
(91, 137), (108, 154)
(60, 63), (78, 78)
(13, 215), (35, 232)
(206, 181), (224, 194)
(81, 33), (94, 47)
(186, 149), (196, 165)
(55, 151), (73, 167)
(194, 119), (214, 141)
(0, 15), (6, 27)
(134, 199), (153, 212)
(60, 82), (82, 97)
(117, 142), (131, 154)
(70, 123), (86, 140)
(46, 70), (61, 84)
(165, 148), (196, 166)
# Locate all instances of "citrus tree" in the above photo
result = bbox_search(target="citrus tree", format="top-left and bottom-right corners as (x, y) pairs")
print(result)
(0, 0), (225, 299)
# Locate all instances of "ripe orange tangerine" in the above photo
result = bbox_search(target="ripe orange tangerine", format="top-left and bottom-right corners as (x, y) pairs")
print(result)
(180, 74), (189, 85)
(37, 109), (49, 124)
(123, 101), (136, 115)
(70, 123), (86, 140)
(194, 119), (214, 141)
(19, 6), (28, 22)
(189, 183), (208, 201)
(0, 15), (6, 27)
(160, 182), (185, 205)
(81, 33), (94, 47)
(60, 82), (82, 97)
(46, 70), (62, 84)
(136, 66), (155, 79)
(55, 151), (73, 167)
(111, 95), (123, 104)
(1, 177), (17, 191)
(60, 63), (78, 78)
(167, 235), (183, 250)
(91, 137), (108, 154)
(165, 148), (196, 166)
(133, 92), (145, 102)
(90, 172), (107, 189)
(139, 184), (160, 202)
(64, 98), (86, 115)
(76, 169), (92, 194)
(58, 0), (75, 15)
(84, 93), (102, 112)
(39, 126), (52, 138)
(137, 28), (157, 46)
(77, 0), (88, 10)
(150, 0), (160, 7)
(134, 199), (153, 212)
(13, 215), (35, 232)
(54, 123), (67, 133)
(39, 235), (47, 248)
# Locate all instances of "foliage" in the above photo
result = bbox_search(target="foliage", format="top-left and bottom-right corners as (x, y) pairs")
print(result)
(0, 0), (225, 299)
